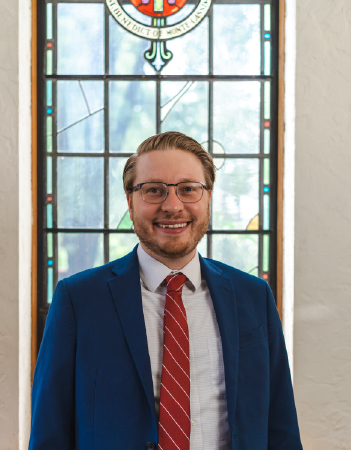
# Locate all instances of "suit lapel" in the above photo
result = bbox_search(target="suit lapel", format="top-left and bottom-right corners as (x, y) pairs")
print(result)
(200, 255), (239, 434)
(107, 246), (157, 428)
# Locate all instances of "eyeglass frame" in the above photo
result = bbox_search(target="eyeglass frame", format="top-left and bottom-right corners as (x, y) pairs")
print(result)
(130, 181), (209, 204)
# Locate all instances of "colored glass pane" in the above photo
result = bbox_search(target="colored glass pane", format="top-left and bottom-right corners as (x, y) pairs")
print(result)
(264, 41), (271, 76)
(109, 81), (156, 153)
(214, 82), (260, 154)
(264, 33), (271, 39)
(47, 204), (53, 229)
(46, 3), (53, 40)
(213, 5), (260, 75)
(161, 82), (208, 144)
(109, 157), (130, 229)
(46, 117), (52, 153)
(263, 234), (269, 272)
(46, 80), (52, 106)
(264, 128), (270, 154)
(46, 50), (53, 75)
(48, 260), (53, 266)
(263, 194), (270, 230)
(47, 233), (53, 258)
(264, 81), (271, 120)
(47, 156), (52, 194)
(264, 158), (270, 185)
(213, 158), (259, 230)
(57, 157), (104, 228)
(57, 4), (104, 75)
(58, 233), (104, 281)
(264, 4), (271, 31)
(47, 267), (53, 303)
(109, 234), (140, 261)
(47, 108), (52, 114)
(212, 234), (259, 276)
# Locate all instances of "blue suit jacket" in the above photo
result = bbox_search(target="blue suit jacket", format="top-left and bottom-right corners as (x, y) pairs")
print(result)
(29, 246), (302, 450)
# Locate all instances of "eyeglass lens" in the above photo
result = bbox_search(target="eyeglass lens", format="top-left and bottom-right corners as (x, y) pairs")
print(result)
(141, 182), (203, 203)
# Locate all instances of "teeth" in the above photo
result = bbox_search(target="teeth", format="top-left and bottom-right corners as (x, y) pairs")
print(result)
(158, 223), (188, 229)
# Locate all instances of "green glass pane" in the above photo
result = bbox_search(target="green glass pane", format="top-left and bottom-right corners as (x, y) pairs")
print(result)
(214, 81), (260, 154)
(47, 117), (53, 153)
(57, 4), (104, 75)
(46, 50), (53, 75)
(263, 194), (270, 230)
(161, 81), (208, 144)
(109, 81), (156, 153)
(109, 157), (130, 229)
(109, 234), (140, 261)
(47, 233), (53, 258)
(46, 80), (52, 106)
(47, 204), (53, 229)
(264, 81), (271, 120)
(47, 156), (52, 194)
(47, 3), (53, 40)
(264, 41), (271, 76)
(58, 233), (103, 280)
(212, 234), (259, 275)
(263, 158), (270, 185)
(264, 128), (270, 154)
(213, 158), (259, 230)
(263, 234), (269, 272)
(213, 5), (260, 75)
(264, 4), (271, 31)
(57, 157), (104, 228)
(47, 267), (53, 303)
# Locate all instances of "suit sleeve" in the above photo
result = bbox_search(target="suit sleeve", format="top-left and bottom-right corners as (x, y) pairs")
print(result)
(266, 283), (303, 450)
(29, 280), (76, 450)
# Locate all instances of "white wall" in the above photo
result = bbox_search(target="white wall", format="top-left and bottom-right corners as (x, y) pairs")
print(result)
(0, 0), (32, 448)
(294, 0), (351, 448)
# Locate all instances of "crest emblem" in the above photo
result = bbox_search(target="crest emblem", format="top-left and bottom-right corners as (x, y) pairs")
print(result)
(106, 0), (212, 70)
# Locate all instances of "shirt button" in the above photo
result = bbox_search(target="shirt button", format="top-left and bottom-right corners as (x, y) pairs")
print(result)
(191, 420), (196, 427)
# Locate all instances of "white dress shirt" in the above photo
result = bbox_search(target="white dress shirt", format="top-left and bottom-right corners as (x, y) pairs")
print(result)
(137, 244), (231, 449)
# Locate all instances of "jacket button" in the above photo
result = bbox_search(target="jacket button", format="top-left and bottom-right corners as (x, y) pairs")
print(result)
(233, 435), (238, 440)
(146, 442), (156, 450)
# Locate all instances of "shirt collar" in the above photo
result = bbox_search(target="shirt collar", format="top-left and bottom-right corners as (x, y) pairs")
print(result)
(137, 243), (202, 293)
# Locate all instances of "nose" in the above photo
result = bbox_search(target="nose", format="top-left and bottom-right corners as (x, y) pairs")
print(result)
(161, 186), (184, 213)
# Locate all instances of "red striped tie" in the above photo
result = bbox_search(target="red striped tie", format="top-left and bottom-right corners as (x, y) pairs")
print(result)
(158, 274), (190, 450)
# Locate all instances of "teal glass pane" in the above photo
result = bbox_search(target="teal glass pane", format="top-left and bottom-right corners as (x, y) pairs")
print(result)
(46, 80), (52, 106)
(213, 5), (260, 75)
(47, 267), (53, 303)
(47, 233), (53, 258)
(58, 233), (104, 280)
(46, 3), (53, 40)
(197, 234), (207, 258)
(264, 4), (271, 31)
(57, 157), (104, 228)
(264, 41), (271, 76)
(109, 234), (140, 261)
(263, 234), (269, 272)
(263, 194), (270, 230)
(214, 82), (260, 154)
(47, 204), (53, 228)
(109, 81), (156, 153)
(161, 81), (208, 144)
(47, 117), (52, 153)
(57, 4), (104, 75)
(57, 81), (104, 152)
(162, 16), (208, 76)
(212, 234), (259, 275)
(46, 156), (52, 194)
(109, 157), (131, 229)
(264, 128), (270, 154)
(213, 158), (259, 230)
(264, 81), (271, 120)
(263, 158), (270, 185)
(46, 50), (53, 75)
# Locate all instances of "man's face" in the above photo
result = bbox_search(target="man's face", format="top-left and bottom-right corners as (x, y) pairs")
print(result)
(127, 149), (211, 260)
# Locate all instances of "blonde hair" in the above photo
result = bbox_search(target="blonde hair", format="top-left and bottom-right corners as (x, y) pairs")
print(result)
(123, 132), (216, 193)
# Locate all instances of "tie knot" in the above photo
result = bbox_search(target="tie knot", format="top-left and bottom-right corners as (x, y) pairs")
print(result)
(166, 273), (187, 293)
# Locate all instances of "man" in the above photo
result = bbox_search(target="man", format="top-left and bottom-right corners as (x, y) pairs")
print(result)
(29, 132), (303, 450)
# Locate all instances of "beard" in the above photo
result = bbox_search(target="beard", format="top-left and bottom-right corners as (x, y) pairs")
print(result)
(132, 203), (210, 260)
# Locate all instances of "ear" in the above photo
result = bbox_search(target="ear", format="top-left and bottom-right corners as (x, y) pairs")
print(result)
(126, 192), (133, 221)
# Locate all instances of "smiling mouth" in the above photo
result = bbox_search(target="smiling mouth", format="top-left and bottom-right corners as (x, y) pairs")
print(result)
(155, 222), (190, 229)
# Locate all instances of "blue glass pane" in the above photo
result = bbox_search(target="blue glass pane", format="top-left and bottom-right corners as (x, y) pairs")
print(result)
(46, 80), (52, 106)
(46, 3), (53, 40)
(47, 204), (53, 229)
(47, 267), (53, 303)
(57, 4), (104, 75)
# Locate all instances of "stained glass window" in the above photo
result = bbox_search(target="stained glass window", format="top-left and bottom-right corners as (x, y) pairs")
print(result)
(37, 0), (279, 347)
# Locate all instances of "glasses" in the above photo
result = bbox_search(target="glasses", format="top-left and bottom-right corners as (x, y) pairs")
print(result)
(131, 181), (208, 204)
